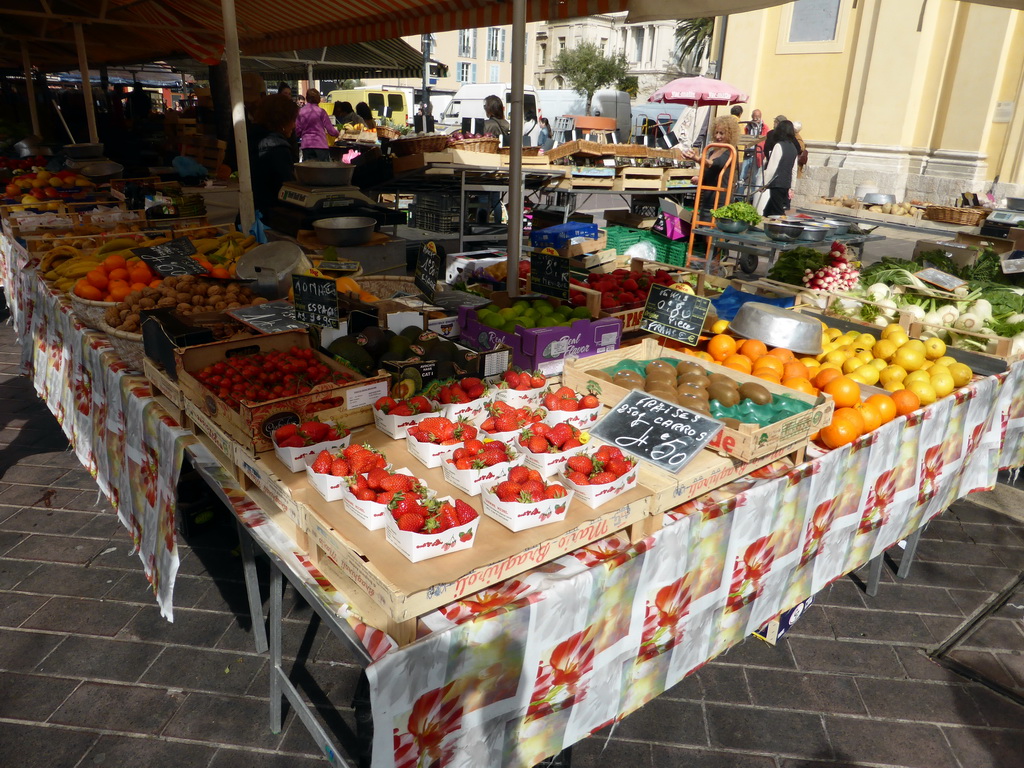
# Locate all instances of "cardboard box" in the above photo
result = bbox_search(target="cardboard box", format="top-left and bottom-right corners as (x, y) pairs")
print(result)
(174, 330), (389, 454)
(531, 222), (600, 249)
(373, 405), (438, 440)
(493, 385), (544, 409)
(753, 597), (814, 645)
(556, 232), (607, 258)
(383, 499), (480, 562)
(912, 233), (1015, 269)
(522, 441), (589, 479)
(274, 434), (351, 474)
(305, 458), (351, 503)
(603, 209), (657, 229)
(434, 392), (493, 424)
(341, 467), (425, 531)
(542, 404), (601, 430)
(457, 292), (623, 376)
(406, 434), (458, 469)
(481, 486), (575, 532)
(559, 463), (639, 509)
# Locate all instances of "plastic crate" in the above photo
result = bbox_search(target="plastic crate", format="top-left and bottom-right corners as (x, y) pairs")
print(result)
(412, 208), (461, 234)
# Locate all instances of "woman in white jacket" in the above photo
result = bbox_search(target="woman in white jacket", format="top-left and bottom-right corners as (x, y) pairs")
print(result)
(755, 119), (800, 217)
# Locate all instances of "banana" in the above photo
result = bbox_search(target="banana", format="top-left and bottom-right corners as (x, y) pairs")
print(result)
(191, 238), (221, 254)
(44, 270), (60, 281)
(97, 237), (140, 255)
(224, 230), (246, 240)
(238, 235), (256, 250)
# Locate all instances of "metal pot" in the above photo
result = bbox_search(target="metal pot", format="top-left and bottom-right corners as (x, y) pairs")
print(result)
(13, 138), (51, 159)
(714, 218), (749, 234)
(815, 218), (850, 237)
(79, 161), (124, 182)
(795, 224), (829, 242)
(762, 221), (805, 242)
(729, 303), (823, 355)
(63, 143), (104, 159)
(293, 161), (355, 187)
(861, 192), (896, 206)
(314, 216), (376, 247)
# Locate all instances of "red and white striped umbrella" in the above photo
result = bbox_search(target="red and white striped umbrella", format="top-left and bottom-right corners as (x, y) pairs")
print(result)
(648, 76), (748, 107)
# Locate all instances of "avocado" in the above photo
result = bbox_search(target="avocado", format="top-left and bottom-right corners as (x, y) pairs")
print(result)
(434, 360), (455, 380)
(400, 367), (424, 391)
(388, 335), (413, 358)
(327, 338), (375, 374)
(399, 325), (425, 342)
(431, 339), (457, 362)
(395, 377), (418, 399)
(357, 326), (390, 361)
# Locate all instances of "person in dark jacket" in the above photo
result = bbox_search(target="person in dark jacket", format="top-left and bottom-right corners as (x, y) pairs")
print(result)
(249, 94), (299, 218)
(757, 119), (800, 217)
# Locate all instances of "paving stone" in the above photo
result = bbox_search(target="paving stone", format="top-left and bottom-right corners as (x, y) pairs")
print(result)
(913, 539), (1005, 567)
(35, 635), (163, 683)
(19, 595), (139, 637)
(5, 532), (110, 564)
(13, 561), (121, 598)
(142, 645), (265, 697)
(957, 616), (1024, 651)
(0, 670), (79, 720)
(208, 747), (340, 768)
(918, 614), (968, 643)
(274, 707), (352, 757)
(259, 658), (362, 708)
(73, 512), (126, 539)
(2, 505), (102, 536)
(817, 579), (867, 608)
(859, 582), (964, 617)
(213, 610), (267, 655)
(81, 734), (219, 768)
(599, 697), (707, 745)
(50, 680), (185, 734)
(0, 483), (84, 510)
(988, 545), (1024, 570)
(691, 662), (750, 705)
(119, 605), (232, 648)
(69, 489), (117, 513)
(900, 559), (985, 590)
(0, 464), (68, 485)
(194, 577), (258, 613)
(51, 470), (107, 491)
(0, 556), (37, 590)
(854, 676), (986, 725)
(0, 627), (63, 671)
(819, 605), (937, 645)
(0, 528), (27, 555)
(175, 545), (249, 582)
(787, 637), (905, 678)
(950, 503), (1022, 526)
(747, 667), (866, 715)
(706, 703), (830, 756)
(939, 726), (1024, 768)
(823, 716), (959, 768)
(922, 519), (1017, 546)
(782, 604), (836, 639)
(0, 590), (47, 626)
(712, 635), (799, 669)
(946, 649), (1019, 692)
(561, 738), (655, 767)
(650, 745), (775, 768)
(161, 692), (284, 749)
(0, 722), (97, 768)
(946, 588), (994, 616)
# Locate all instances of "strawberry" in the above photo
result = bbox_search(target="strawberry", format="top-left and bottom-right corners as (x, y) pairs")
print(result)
(559, 399), (580, 412)
(310, 450), (333, 474)
(342, 444), (364, 459)
(355, 488), (377, 501)
(530, 374), (546, 388)
(366, 467), (389, 490)
(455, 458), (474, 470)
(563, 438), (583, 449)
(330, 458), (350, 477)
(531, 422), (550, 437)
(278, 435), (306, 448)
(508, 465), (531, 484)
(453, 421), (477, 441)
(374, 396), (397, 413)
(528, 435), (549, 454)
(547, 423), (573, 448)
(438, 385), (453, 404)
(579, 394), (599, 410)
(438, 503), (460, 531)
(380, 473), (414, 493)
(480, 416), (497, 432)
(397, 512), (425, 532)
(410, 395), (432, 414)
(462, 377), (484, 398)
(590, 471), (617, 485)
(566, 455), (593, 475)
(274, 423), (298, 443)
(464, 439), (484, 455)
(546, 484), (568, 499)
(566, 471), (590, 485)
(595, 445), (623, 463)
(543, 393), (559, 410)
(390, 402), (413, 416)
(449, 389), (470, 404)
(482, 451), (507, 466)
(495, 481), (523, 502)
(555, 386), (575, 399)
(376, 491), (396, 506)
(455, 500), (478, 524)
(606, 458), (631, 477)
(502, 370), (520, 387)
(300, 421), (330, 442)
(521, 478), (545, 496)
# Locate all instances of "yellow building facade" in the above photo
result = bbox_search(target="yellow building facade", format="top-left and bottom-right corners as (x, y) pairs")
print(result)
(721, 0), (1024, 205)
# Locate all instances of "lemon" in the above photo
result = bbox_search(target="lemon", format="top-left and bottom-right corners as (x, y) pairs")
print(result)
(904, 370), (932, 386)
(869, 358), (888, 371)
(800, 357), (821, 369)
(856, 349), (874, 364)
(930, 371), (955, 398)
(879, 365), (908, 388)
(711, 319), (730, 334)
(842, 357), (865, 374)
(919, 360), (934, 371)
(948, 362), (973, 388)
(825, 327), (843, 342)
(849, 365), (880, 386)
(927, 364), (951, 379)
(923, 337), (946, 360)
(907, 380), (937, 406)
(888, 330), (910, 347)
(818, 361), (843, 374)
(856, 332), (878, 348)
(824, 349), (849, 365)
(883, 381), (906, 393)
(872, 339), (897, 361)
(881, 323), (905, 340)
(893, 345), (925, 372)
(934, 355), (958, 369)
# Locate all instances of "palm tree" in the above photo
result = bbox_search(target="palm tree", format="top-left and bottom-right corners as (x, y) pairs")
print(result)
(675, 17), (714, 71)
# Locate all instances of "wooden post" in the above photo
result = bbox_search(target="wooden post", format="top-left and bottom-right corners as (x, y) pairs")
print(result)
(506, 0), (526, 297)
(73, 23), (99, 144)
(220, 0), (256, 233)
(20, 41), (39, 138)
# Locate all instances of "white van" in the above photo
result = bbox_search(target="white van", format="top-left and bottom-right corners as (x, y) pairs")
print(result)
(533, 88), (631, 143)
(437, 84), (542, 146)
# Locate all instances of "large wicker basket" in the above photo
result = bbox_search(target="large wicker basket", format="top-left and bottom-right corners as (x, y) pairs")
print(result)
(97, 317), (145, 372)
(389, 134), (450, 157)
(449, 137), (499, 154)
(922, 205), (989, 226)
(356, 275), (418, 300)
(376, 125), (402, 141)
(70, 293), (116, 331)
(497, 146), (541, 157)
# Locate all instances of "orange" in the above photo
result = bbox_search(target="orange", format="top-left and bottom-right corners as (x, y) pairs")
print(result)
(755, 370), (782, 384)
(865, 393), (897, 425)
(86, 270), (109, 290)
(102, 253), (127, 271)
(813, 367), (843, 389)
(782, 376), (817, 396)
(108, 282), (132, 301)
(853, 401), (882, 433)
(707, 334), (737, 362)
(210, 267), (231, 279)
(75, 282), (103, 301)
(823, 375), (861, 408)
(752, 355), (784, 377)
(721, 354), (752, 374)
(108, 268), (130, 282)
(891, 389), (920, 417)
(782, 360), (809, 381)
(766, 346), (796, 362)
(833, 406), (865, 435)
(693, 350), (715, 363)
(820, 417), (860, 449)
(149, 279), (163, 288)
(738, 338), (768, 361)
(129, 266), (153, 284)
(130, 282), (149, 291)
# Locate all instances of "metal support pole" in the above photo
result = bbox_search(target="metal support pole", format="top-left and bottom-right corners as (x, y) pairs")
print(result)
(421, 34), (430, 115)
(306, 62), (314, 91)
(20, 42), (39, 137)
(506, 0), (526, 297)
(73, 23), (99, 144)
(221, 0), (256, 233)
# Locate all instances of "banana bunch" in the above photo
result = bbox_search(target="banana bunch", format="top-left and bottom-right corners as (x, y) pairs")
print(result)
(40, 246), (103, 292)
(191, 231), (257, 275)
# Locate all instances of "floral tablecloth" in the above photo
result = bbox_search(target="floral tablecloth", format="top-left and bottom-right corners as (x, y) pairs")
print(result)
(5, 226), (1024, 767)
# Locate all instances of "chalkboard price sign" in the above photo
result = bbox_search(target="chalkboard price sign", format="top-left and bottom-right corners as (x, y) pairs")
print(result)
(530, 247), (571, 299)
(131, 237), (207, 276)
(318, 260), (361, 273)
(415, 241), (444, 301)
(292, 274), (339, 328)
(640, 284), (712, 346)
(227, 300), (306, 334)
(916, 267), (968, 292)
(590, 390), (722, 474)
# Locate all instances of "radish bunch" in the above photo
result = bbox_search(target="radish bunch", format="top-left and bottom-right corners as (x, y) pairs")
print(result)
(802, 242), (859, 291)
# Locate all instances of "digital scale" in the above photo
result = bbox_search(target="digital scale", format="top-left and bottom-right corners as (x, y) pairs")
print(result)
(266, 181), (403, 236)
(980, 204), (1024, 238)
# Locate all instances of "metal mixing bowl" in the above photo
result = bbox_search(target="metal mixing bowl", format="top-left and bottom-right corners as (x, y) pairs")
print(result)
(714, 218), (749, 234)
(729, 302), (823, 355)
(795, 225), (829, 242)
(293, 161), (355, 187)
(861, 192), (896, 206)
(313, 216), (376, 247)
(762, 221), (806, 242)
(79, 161), (124, 181)
(816, 218), (850, 236)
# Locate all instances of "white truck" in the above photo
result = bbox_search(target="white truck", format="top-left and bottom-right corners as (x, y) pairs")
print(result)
(436, 84), (542, 145)
(536, 88), (631, 143)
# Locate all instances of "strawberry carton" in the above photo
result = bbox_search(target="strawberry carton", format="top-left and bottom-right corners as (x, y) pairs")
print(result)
(384, 497), (480, 563)
(541, 385), (601, 430)
(479, 400), (546, 445)
(341, 467), (430, 531)
(272, 420), (352, 473)
(481, 465), (575, 532)
(372, 394), (439, 439)
(427, 377), (493, 424)
(557, 445), (639, 509)
(517, 421), (590, 479)
(441, 439), (525, 496)
(493, 370), (548, 409)
(305, 444), (388, 502)
(405, 416), (479, 469)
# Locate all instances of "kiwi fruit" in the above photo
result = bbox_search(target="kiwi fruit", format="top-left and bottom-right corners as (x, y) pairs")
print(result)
(738, 382), (773, 405)
(707, 381), (740, 407)
(586, 369), (614, 383)
(646, 360), (675, 376)
(678, 372), (711, 389)
(676, 360), (704, 377)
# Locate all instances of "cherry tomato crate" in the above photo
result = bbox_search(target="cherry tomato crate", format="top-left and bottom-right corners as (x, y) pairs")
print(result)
(174, 330), (390, 454)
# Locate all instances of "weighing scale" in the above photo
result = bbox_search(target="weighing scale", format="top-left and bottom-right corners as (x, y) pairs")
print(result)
(266, 182), (404, 236)
(980, 207), (1024, 238)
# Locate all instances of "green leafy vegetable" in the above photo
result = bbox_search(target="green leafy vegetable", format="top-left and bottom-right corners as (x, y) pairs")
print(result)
(710, 202), (761, 225)
(767, 247), (827, 286)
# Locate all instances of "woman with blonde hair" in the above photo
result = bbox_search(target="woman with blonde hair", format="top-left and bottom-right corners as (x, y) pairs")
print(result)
(685, 115), (740, 215)
(294, 88), (339, 162)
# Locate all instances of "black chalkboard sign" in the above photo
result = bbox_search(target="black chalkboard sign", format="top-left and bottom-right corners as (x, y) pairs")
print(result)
(318, 260), (361, 273)
(530, 248), (570, 300)
(640, 284), (712, 346)
(131, 237), (207, 276)
(226, 300), (306, 334)
(415, 241), (444, 301)
(292, 274), (339, 328)
(916, 267), (967, 292)
(590, 390), (722, 474)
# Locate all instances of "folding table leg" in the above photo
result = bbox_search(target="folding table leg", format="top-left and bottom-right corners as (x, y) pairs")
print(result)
(269, 565), (284, 734)
(237, 520), (268, 653)
(896, 527), (924, 580)
(866, 552), (885, 597)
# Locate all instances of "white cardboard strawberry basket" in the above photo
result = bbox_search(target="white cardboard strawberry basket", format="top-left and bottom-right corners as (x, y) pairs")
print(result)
(481, 486), (575, 532)
(384, 496), (479, 562)
(435, 394), (493, 425)
(339, 467), (425, 531)
(305, 456), (350, 503)
(405, 435), (458, 469)
(274, 434), (351, 474)
(522, 441), (589, 479)
(494, 386), (544, 409)
(558, 465), (638, 509)
(373, 407), (439, 440)
(441, 452), (526, 496)
(543, 406), (601, 430)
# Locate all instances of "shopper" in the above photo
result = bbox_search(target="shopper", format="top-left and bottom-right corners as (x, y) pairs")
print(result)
(334, 101), (363, 128)
(793, 120), (809, 177)
(538, 117), (554, 151)
(295, 89), (339, 162)
(277, 82), (292, 100)
(683, 115), (739, 216)
(756, 119), (800, 217)
(249, 94), (299, 219)
(745, 108), (768, 136)
(481, 94), (511, 146)
(355, 102), (376, 130)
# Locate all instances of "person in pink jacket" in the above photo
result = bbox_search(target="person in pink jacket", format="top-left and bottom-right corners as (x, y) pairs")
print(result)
(295, 89), (339, 162)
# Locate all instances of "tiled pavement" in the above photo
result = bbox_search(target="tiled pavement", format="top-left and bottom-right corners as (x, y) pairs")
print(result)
(1, 319), (1024, 768)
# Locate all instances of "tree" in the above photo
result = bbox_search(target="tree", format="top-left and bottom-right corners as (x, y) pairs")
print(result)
(617, 76), (639, 98)
(674, 17), (714, 73)
(551, 41), (629, 114)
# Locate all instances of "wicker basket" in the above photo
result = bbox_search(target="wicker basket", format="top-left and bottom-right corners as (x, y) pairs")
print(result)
(922, 205), (989, 226)
(356, 275), (418, 300)
(497, 146), (541, 157)
(97, 318), (145, 372)
(376, 125), (402, 141)
(449, 137), (499, 154)
(390, 135), (450, 157)
(70, 293), (117, 331)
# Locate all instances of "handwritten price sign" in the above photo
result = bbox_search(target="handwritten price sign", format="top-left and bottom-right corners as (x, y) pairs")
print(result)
(640, 283), (711, 346)
(590, 390), (722, 474)
(530, 247), (570, 300)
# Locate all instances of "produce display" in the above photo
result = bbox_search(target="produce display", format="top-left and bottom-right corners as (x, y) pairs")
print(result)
(492, 466), (569, 502)
(518, 422), (586, 454)
(408, 416), (478, 444)
(446, 439), (518, 470)
(710, 201), (762, 225)
(3, 168), (96, 208)
(562, 445), (636, 487)
(273, 421), (349, 449)
(480, 402), (544, 435)
(569, 266), (683, 310)
(328, 326), (475, 383)
(102, 275), (264, 333)
(474, 299), (592, 331)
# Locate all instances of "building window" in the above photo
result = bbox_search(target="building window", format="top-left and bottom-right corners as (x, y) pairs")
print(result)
(539, 43), (546, 66)
(631, 28), (643, 64)
(457, 62), (477, 83)
(789, 0), (841, 42)
(490, 64), (500, 83)
(487, 28), (507, 61)
(558, 36), (566, 52)
(458, 29), (476, 58)
(600, 37), (608, 55)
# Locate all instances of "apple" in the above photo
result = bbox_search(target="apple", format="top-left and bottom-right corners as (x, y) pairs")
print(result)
(5, 184), (19, 198)
(43, 187), (59, 199)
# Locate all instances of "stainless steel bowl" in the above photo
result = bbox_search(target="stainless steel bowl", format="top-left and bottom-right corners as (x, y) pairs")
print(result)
(729, 303), (823, 355)
(762, 221), (806, 242)
(816, 218), (850, 236)
(293, 161), (355, 187)
(714, 218), (749, 234)
(1006, 197), (1024, 212)
(861, 192), (896, 206)
(796, 225), (829, 243)
(64, 143), (104, 159)
(79, 161), (124, 181)
(313, 216), (376, 247)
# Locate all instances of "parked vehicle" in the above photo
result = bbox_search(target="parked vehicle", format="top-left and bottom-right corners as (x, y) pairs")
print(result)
(323, 88), (410, 125)
(437, 84), (541, 145)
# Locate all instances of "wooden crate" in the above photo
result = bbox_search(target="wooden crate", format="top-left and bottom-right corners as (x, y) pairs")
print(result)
(180, 134), (227, 174)
(143, 357), (185, 424)
(614, 166), (665, 191)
